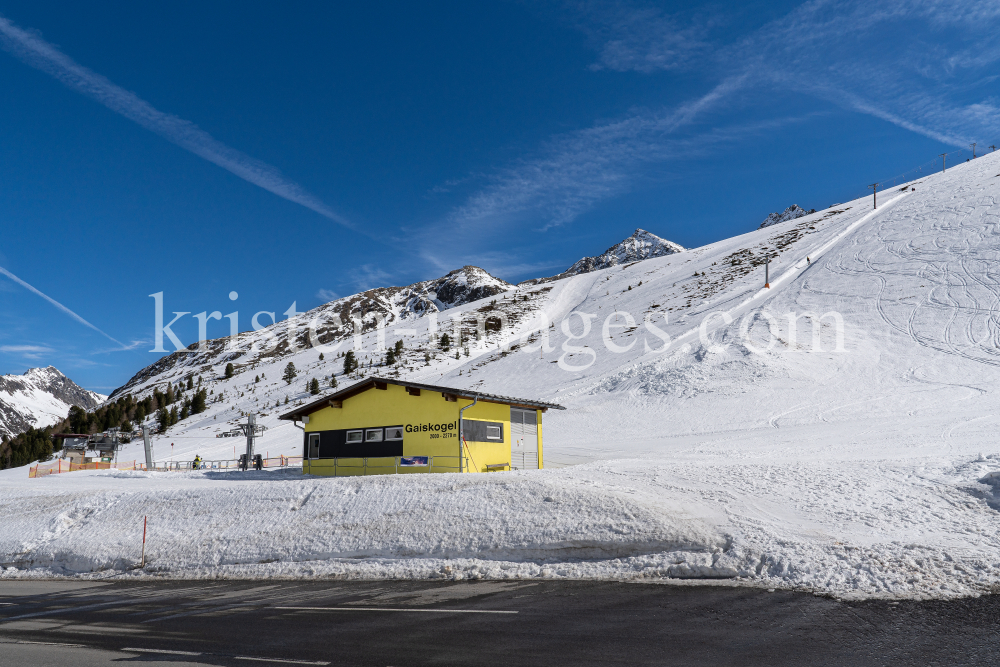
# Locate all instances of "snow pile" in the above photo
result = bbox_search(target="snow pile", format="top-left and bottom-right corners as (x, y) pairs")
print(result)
(4, 453), (1000, 599)
(0, 463), (732, 581)
(0, 366), (104, 439)
(759, 204), (815, 228)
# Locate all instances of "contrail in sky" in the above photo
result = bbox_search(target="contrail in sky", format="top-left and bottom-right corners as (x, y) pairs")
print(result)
(0, 265), (125, 348)
(0, 13), (352, 228)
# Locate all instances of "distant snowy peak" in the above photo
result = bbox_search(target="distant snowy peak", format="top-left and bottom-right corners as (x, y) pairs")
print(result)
(317, 265), (512, 320)
(759, 205), (816, 229)
(571, 228), (686, 273)
(0, 366), (105, 439)
(413, 266), (513, 310)
(523, 229), (685, 285)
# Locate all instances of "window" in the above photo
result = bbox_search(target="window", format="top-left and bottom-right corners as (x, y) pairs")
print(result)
(346, 430), (363, 443)
(385, 426), (404, 441)
(486, 425), (502, 440)
(365, 428), (383, 442)
(308, 433), (320, 459)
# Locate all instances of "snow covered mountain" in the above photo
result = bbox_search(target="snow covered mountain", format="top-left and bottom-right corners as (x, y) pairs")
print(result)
(759, 204), (815, 228)
(522, 228), (685, 286)
(22, 151), (1000, 599)
(0, 366), (104, 439)
(112, 265), (513, 398)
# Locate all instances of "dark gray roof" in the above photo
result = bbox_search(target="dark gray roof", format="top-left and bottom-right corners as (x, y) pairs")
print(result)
(278, 376), (565, 421)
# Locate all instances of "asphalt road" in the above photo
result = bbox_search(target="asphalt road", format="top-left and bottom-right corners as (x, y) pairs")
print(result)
(1, 579), (998, 666)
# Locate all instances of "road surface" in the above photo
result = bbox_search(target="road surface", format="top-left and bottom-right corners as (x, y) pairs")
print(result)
(1, 580), (997, 666)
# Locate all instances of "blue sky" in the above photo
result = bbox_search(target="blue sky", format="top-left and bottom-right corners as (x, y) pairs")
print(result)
(0, 0), (998, 392)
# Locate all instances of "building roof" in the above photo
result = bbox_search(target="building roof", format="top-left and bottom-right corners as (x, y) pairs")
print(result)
(278, 377), (565, 421)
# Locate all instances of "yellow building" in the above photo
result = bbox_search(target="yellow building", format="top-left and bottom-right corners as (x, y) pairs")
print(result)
(278, 377), (564, 476)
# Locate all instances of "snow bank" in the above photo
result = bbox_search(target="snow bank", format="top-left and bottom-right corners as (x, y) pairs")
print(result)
(5, 451), (1000, 599)
(0, 463), (733, 582)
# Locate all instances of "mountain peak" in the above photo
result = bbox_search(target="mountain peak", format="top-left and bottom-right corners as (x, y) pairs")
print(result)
(759, 204), (816, 229)
(0, 366), (104, 439)
(519, 228), (685, 285)
(565, 228), (685, 277)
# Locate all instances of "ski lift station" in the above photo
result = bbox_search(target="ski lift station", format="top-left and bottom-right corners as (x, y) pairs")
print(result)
(278, 378), (564, 475)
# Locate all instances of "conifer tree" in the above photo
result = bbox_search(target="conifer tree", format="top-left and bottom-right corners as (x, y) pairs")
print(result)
(330, 375), (338, 388)
(344, 350), (358, 374)
(282, 362), (298, 384)
(191, 389), (207, 415)
(165, 384), (175, 406)
(225, 363), (234, 379)
(385, 348), (396, 365)
(440, 333), (451, 351)
(319, 353), (325, 361)
(157, 407), (170, 431)
(169, 406), (179, 426)
(309, 378), (320, 395)
(186, 376), (194, 390)
(68, 405), (89, 434)
(394, 340), (404, 355)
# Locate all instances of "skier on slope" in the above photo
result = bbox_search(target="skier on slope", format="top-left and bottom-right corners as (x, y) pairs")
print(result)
(193, 454), (203, 470)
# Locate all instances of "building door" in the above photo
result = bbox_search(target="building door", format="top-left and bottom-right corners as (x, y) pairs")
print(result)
(510, 408), (538, 470)
(308, 433), (321, 459)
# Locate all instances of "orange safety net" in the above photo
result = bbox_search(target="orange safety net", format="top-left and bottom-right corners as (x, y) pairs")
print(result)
(29, 460), (140, 478)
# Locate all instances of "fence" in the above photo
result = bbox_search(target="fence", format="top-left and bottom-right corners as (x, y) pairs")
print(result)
(301, 455), (476, 476)
(29, 459), (144, 478)
(29, 455), (304, 478)
(148, 455), (303, 472)
(30, 453), (513, 477)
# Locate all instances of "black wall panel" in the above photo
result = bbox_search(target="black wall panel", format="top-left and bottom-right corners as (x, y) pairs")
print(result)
(461, 420), (503, 443)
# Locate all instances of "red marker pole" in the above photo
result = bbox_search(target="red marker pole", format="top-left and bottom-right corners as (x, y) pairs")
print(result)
(140, 516), (147, 568)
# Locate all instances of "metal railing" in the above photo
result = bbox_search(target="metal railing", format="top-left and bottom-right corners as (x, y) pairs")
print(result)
(302, 455), (470, 476)
(30, 455), (304, 477)
(148, 455), (304, 472)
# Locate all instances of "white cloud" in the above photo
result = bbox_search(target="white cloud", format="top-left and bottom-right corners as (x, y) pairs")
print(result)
(316, 288), (340, 302)
(0, 264), (124, 347)
(349, 264), (394, 293)
(569, 1), (710, 73)
(0, 345), (53, 353)
(447, 80), (804, 231)
(438, 0), (1000, 237)
(0, 12), (352, 228)
(572, 0), (1000, 146)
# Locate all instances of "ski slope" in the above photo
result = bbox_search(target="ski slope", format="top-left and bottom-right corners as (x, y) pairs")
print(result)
(4, 152), (1000, 599)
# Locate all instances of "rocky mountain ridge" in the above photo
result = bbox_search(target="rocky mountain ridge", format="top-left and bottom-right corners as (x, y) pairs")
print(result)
(760, 204), (816, 229)
(522, 228), (685, 285)
(0, 366), (105, 439)
(111, 229), (685, 399)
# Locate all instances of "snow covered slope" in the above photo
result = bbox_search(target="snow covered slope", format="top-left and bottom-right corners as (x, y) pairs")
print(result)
(7, 152), (1000, 599)
(0, 367), (104, 439)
